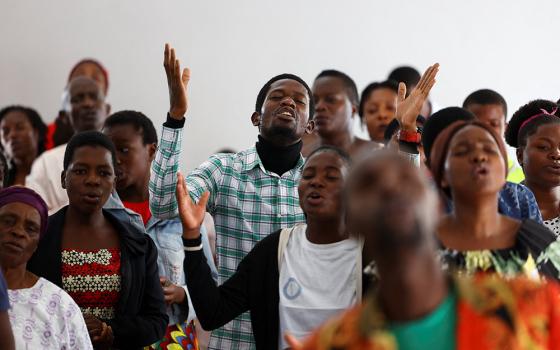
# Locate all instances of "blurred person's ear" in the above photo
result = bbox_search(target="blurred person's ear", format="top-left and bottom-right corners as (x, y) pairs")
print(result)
(251, 112), (260, 127)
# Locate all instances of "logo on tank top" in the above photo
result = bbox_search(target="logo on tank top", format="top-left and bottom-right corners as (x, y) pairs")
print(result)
(283, 277), (302, 300)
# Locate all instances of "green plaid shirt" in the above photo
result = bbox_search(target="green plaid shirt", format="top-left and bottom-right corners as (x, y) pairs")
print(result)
(150, 125), (306, 349)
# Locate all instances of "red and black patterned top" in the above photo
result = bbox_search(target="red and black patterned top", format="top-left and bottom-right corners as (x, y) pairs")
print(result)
(61, 248), (121, 321)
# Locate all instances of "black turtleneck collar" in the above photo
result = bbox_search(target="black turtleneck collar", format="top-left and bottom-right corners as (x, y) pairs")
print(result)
(255, 135), (302, 176)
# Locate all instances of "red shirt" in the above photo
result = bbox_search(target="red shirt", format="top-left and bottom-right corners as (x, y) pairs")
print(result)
(122, 200), (152, 226)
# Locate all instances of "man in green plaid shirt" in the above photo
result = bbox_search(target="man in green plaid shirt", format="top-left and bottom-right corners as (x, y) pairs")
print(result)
(150, 44), (314, 349)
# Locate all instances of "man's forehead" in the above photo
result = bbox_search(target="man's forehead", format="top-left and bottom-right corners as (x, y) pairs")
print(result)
(69, 77), (101, 95)
(469, 103), (505, 116)
(268, 79), (308, 95)
(312, 77), (346, 94)
(71, 146), (112, 164)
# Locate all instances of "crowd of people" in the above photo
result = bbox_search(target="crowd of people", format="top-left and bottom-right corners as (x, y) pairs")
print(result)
(1, 42), (560, 350)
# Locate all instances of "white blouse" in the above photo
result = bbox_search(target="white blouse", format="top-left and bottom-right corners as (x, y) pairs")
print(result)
(8, 277), (93, 350)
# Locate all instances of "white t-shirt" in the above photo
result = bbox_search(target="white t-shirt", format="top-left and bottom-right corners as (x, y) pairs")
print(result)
(26, 144), (68, 215)
(278, 224), (360, 349)
(8, 277), (93, 350)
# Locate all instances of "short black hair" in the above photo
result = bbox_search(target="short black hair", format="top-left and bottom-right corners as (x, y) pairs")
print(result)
(104, 110), (158, 145)
(422, 107), (476, 162)
(505, 99), (560, 148)
(255, 73), (314, 118)
(388, 66), (421, 90)
(315, 70), (359, 106)
(0, 105), (47, 155)
(463, 89), (508, 120)
(358, 80), (399, 121)
(64, 131), (117, 171)
(306, 145), (351, 167)
(383, 115), (426, 144)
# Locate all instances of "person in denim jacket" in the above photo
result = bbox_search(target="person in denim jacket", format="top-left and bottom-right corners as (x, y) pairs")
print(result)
(104, 110), (216, 349)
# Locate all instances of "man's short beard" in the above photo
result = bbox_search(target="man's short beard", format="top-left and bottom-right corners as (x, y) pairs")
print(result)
(262, 125), (299, 144)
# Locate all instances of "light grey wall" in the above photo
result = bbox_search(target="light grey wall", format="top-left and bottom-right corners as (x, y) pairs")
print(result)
(2, 0), (560, 170)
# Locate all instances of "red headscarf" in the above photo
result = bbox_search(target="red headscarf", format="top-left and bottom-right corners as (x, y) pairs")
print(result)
(67, 58), (109, 94)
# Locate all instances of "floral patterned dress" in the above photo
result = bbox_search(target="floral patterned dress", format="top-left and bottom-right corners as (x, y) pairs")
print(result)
(440, 219), (560, 280)
(61, 248), (121, 320)
(8, 278), (93, 349)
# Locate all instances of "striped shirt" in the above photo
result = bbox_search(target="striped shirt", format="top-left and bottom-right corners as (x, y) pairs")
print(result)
(150, 125), (306, 349)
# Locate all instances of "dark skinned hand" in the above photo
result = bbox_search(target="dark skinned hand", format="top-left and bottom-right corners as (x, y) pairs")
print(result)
(395, 63), (439, 131)
(175, 171), (210, 239)
(164, 43), (191, 120)
(160, 276), (187, 305)
(83, 313), (114, 349)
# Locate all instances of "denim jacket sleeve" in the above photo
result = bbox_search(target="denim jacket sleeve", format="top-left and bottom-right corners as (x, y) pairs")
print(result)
(147, 218), (217, 324)
(499, 182), (543, 223)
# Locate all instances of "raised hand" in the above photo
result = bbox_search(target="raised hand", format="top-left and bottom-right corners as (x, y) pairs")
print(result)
(395, 63), (439, 131)
(175, 171), (210, 239)
(164, 43), (191, 120)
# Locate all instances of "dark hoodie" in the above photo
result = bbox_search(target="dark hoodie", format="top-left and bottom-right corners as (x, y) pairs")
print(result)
(27, 207), (168, 349)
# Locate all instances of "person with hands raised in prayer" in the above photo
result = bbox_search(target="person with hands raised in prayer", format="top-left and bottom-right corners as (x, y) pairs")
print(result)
(178, 146), (361, 350)
(150, 43), (314, 349)
(392, 63), (439, 165)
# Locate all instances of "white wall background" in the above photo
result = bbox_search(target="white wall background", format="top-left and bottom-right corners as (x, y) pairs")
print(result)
(2, 0), (560, 170)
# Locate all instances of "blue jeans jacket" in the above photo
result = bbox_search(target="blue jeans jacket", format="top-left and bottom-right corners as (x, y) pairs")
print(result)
(105, 192), (218, 324)
(104, 192), (146, 233)
(146, 216), (218, 325)
(498, 182), (543, 222)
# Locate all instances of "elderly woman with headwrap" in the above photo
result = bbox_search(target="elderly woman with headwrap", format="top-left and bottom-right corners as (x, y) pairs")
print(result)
(0, 187), (93, 349)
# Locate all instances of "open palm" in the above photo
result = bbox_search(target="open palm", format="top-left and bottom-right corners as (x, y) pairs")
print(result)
(164, 43), (191, 119)
(395, 63), (439, 131)
(175, 172), (210, 239)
